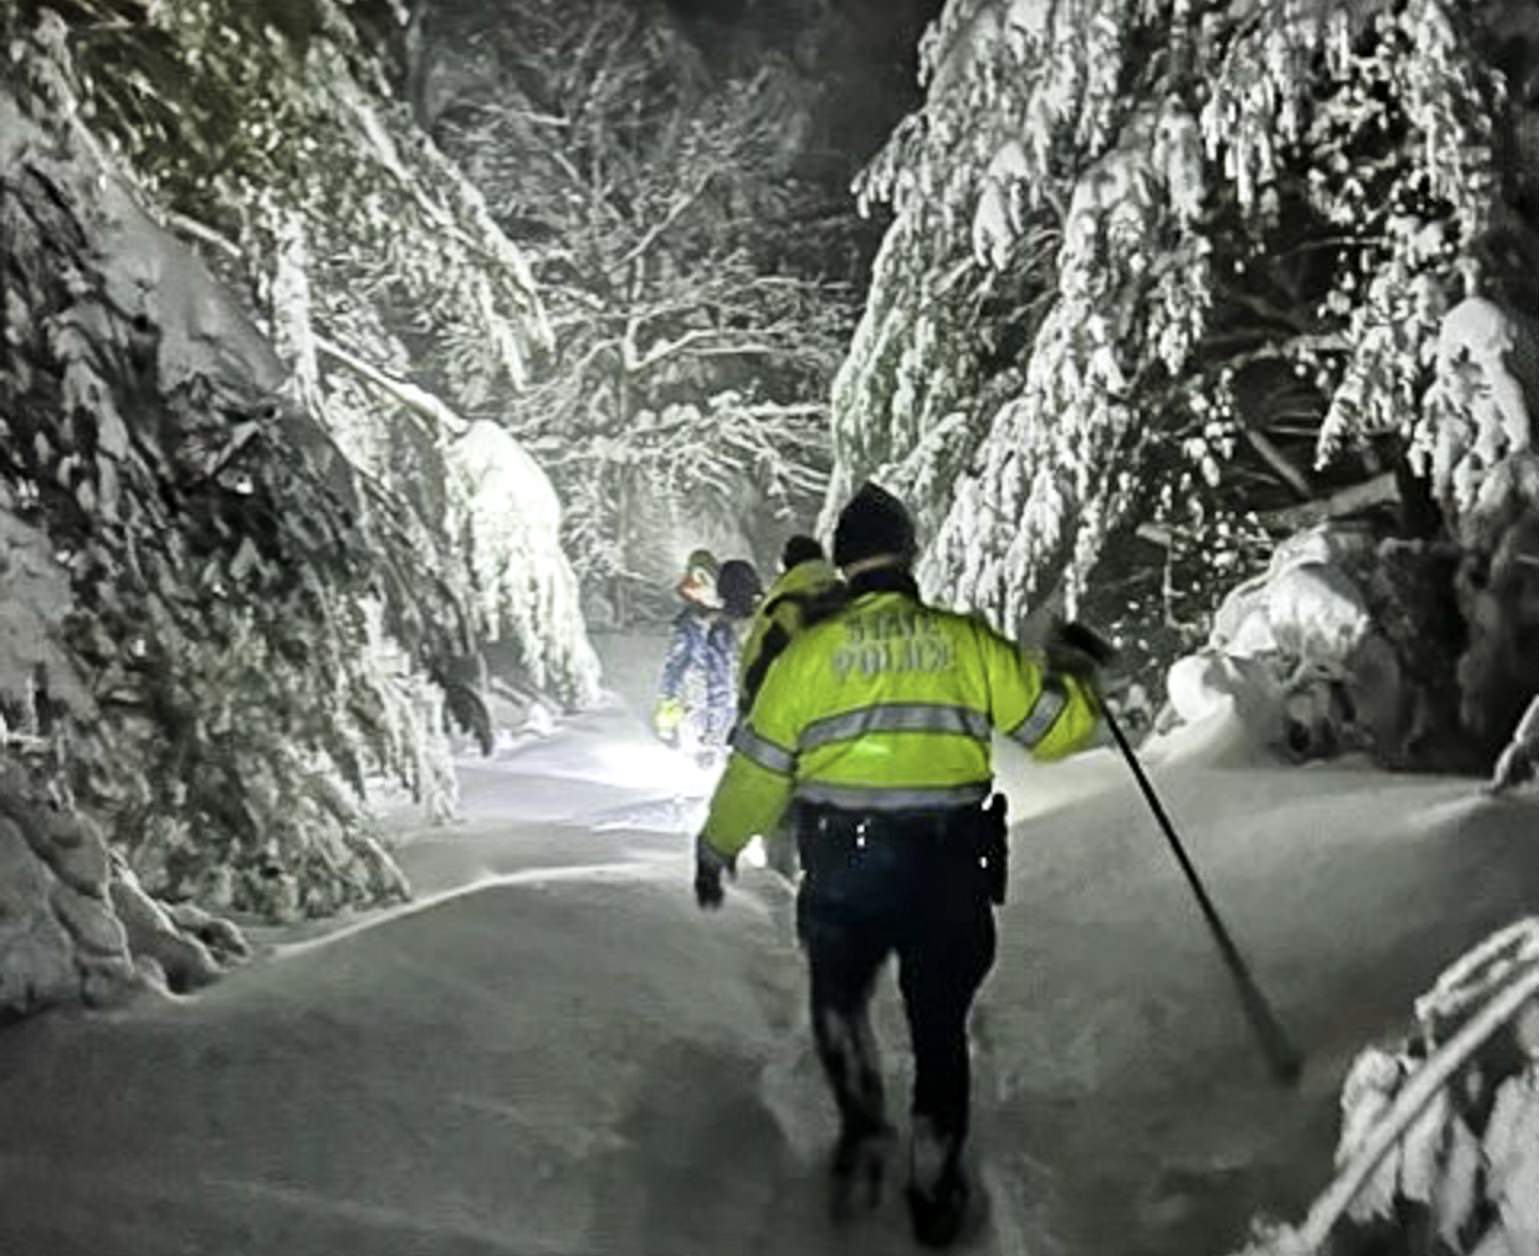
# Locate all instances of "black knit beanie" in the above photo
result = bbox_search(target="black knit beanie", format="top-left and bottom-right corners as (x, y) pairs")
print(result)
(781, 534), (823, 570)
(832, 482), (916, 569)
(716, 559), (763, 619)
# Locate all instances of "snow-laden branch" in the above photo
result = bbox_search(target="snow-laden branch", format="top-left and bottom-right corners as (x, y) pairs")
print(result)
(607, 171), (715, 275)
(620, 325), (792, 375)
(1260, 472), (1398, 531)
(1297, 960), (1539, 1250)
(156, 212), (473, 446)
(163, 210), (242, 258)
(314, 336), (468, 439)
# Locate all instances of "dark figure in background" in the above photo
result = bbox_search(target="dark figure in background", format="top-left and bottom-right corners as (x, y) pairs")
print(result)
(653, 549), (737, 754)
(735, 534), (841, 880)
(716, 558), (765, 625)
(738, 534), (842, 715)
(691, 484), (1108, 1247)
(699, 558), (765, 770)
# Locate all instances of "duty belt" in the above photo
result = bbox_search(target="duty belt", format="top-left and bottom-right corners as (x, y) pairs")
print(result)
(796, 795), (1010, 904)
(796, 800), (982, 843)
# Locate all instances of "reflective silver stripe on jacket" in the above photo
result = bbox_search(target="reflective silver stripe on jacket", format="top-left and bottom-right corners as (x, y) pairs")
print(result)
(793, 780), (991, 811)
(1007, 676), (1068, 749)
(731, 724), (796, 776)
(798, 703), (992, 752)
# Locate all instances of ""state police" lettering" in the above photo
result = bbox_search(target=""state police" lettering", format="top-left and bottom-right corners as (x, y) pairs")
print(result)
(832, 611), (955, 679)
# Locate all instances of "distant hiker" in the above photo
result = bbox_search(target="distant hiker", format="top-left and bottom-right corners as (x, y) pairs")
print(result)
(690, 483), (1108, 1247)
(653, 549), (736, 754)
(735, 535), (841, 880)
(716, 558), (765, 626)
(738, 535), (841, 716)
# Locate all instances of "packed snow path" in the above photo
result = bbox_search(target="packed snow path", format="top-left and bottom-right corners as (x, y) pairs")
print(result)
(4, 684), (1539, 1254)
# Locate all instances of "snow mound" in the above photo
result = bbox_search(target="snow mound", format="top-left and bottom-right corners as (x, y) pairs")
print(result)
(0, 852), (1028, 1254)
(1229, 919), (1539, 1256)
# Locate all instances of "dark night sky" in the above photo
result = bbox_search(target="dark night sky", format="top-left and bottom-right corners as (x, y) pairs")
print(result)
(659, 0), (947, 174)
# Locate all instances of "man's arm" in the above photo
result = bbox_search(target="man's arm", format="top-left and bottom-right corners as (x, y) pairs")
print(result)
(979, 622), (1103, 760)
(694, 639), (806, 906)
(700, 741), (797, 864)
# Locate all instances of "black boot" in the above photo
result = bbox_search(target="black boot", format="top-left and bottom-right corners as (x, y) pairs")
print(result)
(906, 1172), (969, 1247)
(905, 1118), (969, 1247)
(828, 1121), (894, 1222)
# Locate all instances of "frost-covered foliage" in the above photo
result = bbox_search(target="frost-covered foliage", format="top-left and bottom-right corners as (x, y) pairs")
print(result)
(445, 421), (597, 696)
(48, 0), (547, 403)
(1416, 277), (1539, 515)
(426, 0), (857, 620)
(0, 0), (596, 930)
(6, 0), (599, 703)
(3, 77), (417, 916)
(832, 0), (1533, 663)
(1228, 919), (1539, 1256)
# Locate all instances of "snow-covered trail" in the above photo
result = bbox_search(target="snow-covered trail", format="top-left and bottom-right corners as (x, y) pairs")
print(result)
(2, 687), (1539, 1256)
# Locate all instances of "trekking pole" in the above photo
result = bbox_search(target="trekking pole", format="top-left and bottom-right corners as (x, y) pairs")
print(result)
(1058, 624), (1305, 1088)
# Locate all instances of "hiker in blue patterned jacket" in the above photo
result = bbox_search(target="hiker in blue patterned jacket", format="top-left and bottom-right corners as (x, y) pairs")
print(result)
(653, 549), (737, 757)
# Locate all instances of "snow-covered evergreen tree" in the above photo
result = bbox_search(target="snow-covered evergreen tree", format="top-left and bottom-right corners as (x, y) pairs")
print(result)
(1, 0), (597, 927)
(832, 0), (1534, 668)
(23, 0), (598, 702)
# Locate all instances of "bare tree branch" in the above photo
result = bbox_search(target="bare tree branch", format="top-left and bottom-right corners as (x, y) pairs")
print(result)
(1243, 429), (1313, 500)
(1261, 471), (1398, 531)
(607, 171), (715, 274)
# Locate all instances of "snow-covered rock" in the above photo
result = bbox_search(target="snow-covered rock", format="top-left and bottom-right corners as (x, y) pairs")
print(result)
(1169, 524), (1418, 763)
(1166, 650), (1261, 726)
(1452, 454), (1539, 761)
(0, 815), (81, 1016)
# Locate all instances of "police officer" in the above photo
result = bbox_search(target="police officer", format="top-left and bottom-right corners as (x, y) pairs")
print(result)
(737, 534), (841, 717)
(735, 535), (842, 880)
(693, 482), (1106, 1246)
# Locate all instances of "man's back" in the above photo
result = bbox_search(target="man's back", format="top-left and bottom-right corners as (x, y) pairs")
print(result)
(737, 557), (840, 709)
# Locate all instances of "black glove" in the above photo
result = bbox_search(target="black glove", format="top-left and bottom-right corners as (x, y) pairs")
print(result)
(694, 836), (736, 911)
(1045, 620), (1119, 676)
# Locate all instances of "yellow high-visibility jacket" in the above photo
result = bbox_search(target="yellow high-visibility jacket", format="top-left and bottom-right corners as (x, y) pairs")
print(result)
(702, 581), (1103, 861)
(736, 558), (840, 712)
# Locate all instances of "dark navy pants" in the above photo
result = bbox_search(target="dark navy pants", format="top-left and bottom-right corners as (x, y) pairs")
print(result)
(795, 807), (997, 1152)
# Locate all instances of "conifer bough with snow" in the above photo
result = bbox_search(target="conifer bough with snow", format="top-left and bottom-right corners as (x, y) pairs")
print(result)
(829, 0), (1538, 691)
(0, 0), (598, 1011)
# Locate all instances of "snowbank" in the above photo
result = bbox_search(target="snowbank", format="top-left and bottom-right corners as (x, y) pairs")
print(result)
(1228, 918), (1539, 1256)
